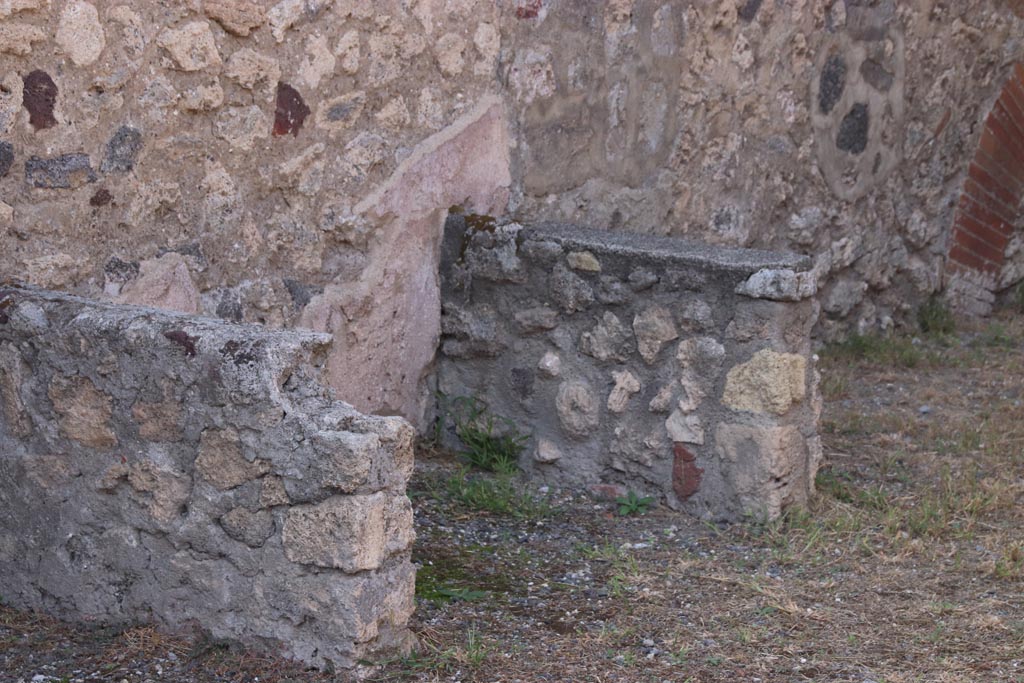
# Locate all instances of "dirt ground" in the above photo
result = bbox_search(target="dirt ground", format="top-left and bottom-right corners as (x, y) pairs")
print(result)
(3, 313), (1023, 683)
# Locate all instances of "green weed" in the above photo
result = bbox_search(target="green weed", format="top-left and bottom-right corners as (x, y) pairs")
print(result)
(615, 490), (655, 516)
(442, 468), (552, 518)
(447, 396), (528, 474)
(917, 295), (956, 336)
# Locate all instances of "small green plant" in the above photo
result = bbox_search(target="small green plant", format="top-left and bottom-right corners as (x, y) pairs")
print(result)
(917, 294), (955, 336)
(449, 396), (528, 474)
(821, 334), (924, 368)
(442, 467), (552, 518)
(615, 490), (654, 516)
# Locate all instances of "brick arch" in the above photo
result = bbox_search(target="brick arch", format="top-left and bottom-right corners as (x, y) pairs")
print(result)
(946, 64), (1024, 314)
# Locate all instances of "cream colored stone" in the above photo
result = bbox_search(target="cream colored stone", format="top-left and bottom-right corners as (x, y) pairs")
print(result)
(118, 253), (200, 314)
(436, 32), (466, 77)
(204, 0), (266, 36)
(48, 375), (117, 449)
(534, 438), (562, 463)
(648, 384), (673, 413)
(225, 48), (281, 95)
(633, 305), (678, 363)
(556, 380), (599, 439)
(108, 6), (144, 57)
(607, 369), (640, 413)
(0, 71), (23, 134)
(335, 29), (360, 74)
(473, 22), (499, 61)
(56, 1), (104, 66)
(126, 460), (192, 524)
(195, 427), (271, 490)
(0, 23), (45, 55)
(666, 408), (703, 445)
(0, 200), (14, 224)
(267, 0), (303, 42)
(537, 351), (561, 377)
(260, 475), (290, 507)
(722, 349), (807, 416)
(0, 0), (46, 19)
(25, 254), (82, 289)
(715, 423), (810, 519)
(375, 96), (410, 130)
(282, 493), (414, 572)
(157, 21), (222, 72)
(567, 250), (601, 272)
(299, 34), (335, 89)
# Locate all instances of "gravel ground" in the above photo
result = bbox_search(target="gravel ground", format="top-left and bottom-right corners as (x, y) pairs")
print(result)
(3, 314), (1024, 683)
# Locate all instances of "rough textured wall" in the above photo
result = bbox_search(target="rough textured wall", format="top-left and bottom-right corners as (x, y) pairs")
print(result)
(437, 217), (822, 521)
(0, 285), (416, 672)
(1, 0), (1022, 424)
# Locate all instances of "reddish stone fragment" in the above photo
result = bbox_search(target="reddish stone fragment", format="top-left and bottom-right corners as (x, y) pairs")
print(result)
(672, 443), (703, 501)
(515, 0), (541, 18)
(22, 70), (58, 130)
(90, 189), (112, 207)
(273, 82), (310, 137)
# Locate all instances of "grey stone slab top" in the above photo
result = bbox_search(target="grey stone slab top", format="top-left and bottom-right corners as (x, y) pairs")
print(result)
(522, 222), (814, 274)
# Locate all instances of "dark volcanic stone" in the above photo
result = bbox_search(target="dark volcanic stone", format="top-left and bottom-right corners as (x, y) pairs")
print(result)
(283, 278), (321, 309)
(102, 126), (143, 173)
(819, 54), (846, 115)
(836, 103), (869, 154)
(0, 141), (13, 177)
(22, 70), (58, 130)
(90, 188), (113, 206)
(738, 0), (763, 21)
(104, 256), (139, 283)
(25, 154), (97, 189)
(216, 290), (243, 321)
(273, 82), (310, 137)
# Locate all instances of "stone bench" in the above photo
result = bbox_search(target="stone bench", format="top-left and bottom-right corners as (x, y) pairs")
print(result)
(0, 285), (416, 671)
(437, 217), (823, 521)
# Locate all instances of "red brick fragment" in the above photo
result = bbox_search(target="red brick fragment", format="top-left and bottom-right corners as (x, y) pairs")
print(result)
(22, 70), (58, 130)
(672, 443), (703, 501)
(272, 82), (310, 137)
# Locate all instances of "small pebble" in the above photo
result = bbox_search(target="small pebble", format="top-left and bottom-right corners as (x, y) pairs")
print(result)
(919, 405), (931, 415)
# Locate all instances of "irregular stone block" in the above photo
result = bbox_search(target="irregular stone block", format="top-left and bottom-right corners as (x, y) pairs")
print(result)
(221, 507), (275, 547)
(580, 311), (632, 362)
(205, 0), (266, 36)
(282, 493), (414, 573)
(56, 1), (105, 66)
(117, 253), (200, 314)
(723, 349), (807, 416)
(101, 126), (143, 173)
(715, 423), (812, 518)
(157, 21), (222, 71)
(556, 380), (600, 439)
(567, 250), (601, 272)
(633, 305), (678, 363)
(607, 369), (640, 413)
(196, 427), (271, 490)
(48, 375), (117, 449)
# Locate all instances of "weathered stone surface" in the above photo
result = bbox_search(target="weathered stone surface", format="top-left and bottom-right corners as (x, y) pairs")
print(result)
(567, 250), (601, 272)
(196, 427), (270, 490)
(55, 1), (104, 66)
(204, 0), (265, 36)
(633, 305), (678, 363)
(273, 82), (310, 136)
(550, 264), (594, 313)
(534, 438), (562, 463)
(735, 268), (816, 302)
(666, 409), (703, 445)
(21, 70), (57, 130)
(282, 493), (414, 573)
(0, 22), (45, 55)
(605, 369), (639, 413)
(157, 21), (222, 72)
(715, 423), (813, 518)
(537, 351), (561, 377)
(580, 311), (632, 362)
(0, 286), (417, 671)
(25, 154), (96, 189)
(0, 141), (13, 177)
(225, 48), (281, 94)
(221, 507), (275, 547)
(723, 349), (807, 416)
(515, 306), (559, 333)
(48, 375), (117, 449)
(117, 253), (200, 314)
(556, 380), (600, 439)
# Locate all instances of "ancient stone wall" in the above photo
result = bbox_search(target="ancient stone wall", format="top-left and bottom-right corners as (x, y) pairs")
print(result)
(436, 216), (822, 521)
(0, 1), (1022, 424)
(0, 285), (416, 671)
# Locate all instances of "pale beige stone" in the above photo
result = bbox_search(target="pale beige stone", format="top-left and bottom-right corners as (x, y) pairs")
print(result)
(195, 427), (270, 490)
(537, 351), (561, 378)
(335, 29), (360, 74)
(157, 21), (222, 72)
(56, 1), (105, 66)
(298, 34), (335, 89)
(126, 460), (192, 524)
(607, 369), (640, 413)
(0, 23), (45, 55)
(260, 475), (290, 507)
(633, 305), (678, 363)
(108, 6), (144, 57)
(666, 409), (703, 444)
(648, 384), (673, 413)
(0, 0), (47, 19)
(0, 71), (23, 134)
(225, 48), (281, 95)
(715, 423), (810, 519)
(282, 493), (414, 572)
(436, 33), (466, 76)
(676, 336), (726, 411)
(534, 438), (562, 463)
(204, 0), (265, 36)
(267, 0), (303, 42)
(567, 250), (601, 272)
(556, 380), (599, 439)
(25, 254), (81, 289)
(118, 253), (200, 314)
(48, 375), (117, 449)
(375, 96), (410, 130)
(722, 349), (807, 416)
